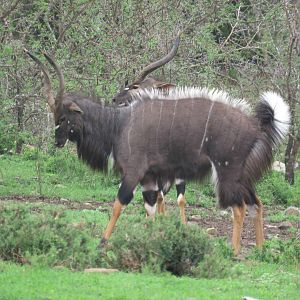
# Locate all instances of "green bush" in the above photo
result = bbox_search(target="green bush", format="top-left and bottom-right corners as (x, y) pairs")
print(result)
(0, 205), (102, 269)
(0, 119), (16, 154)
(256, 172), (295, 205)
(249, 238), (300, 265)
(106, 214), (233, 277)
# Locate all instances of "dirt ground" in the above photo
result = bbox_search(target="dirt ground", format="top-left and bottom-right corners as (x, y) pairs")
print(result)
(1, 195), (299, 256)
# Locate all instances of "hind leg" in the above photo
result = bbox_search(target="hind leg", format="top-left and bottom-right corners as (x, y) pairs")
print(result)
(251, 196), (264, 249)
(157, 191), (165, 214)
(141, 175), (158, 218)
(232, 201), (246, 255)
(175, 179), (187, 224)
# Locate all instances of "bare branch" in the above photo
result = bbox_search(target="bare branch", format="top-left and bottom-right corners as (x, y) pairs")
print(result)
(220, 4), (242, 49)
(0, 0), (21, 22)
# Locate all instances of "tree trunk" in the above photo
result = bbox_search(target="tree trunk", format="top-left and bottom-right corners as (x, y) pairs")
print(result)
(285, 129), (300, 185)
(15, 95), (25, 154)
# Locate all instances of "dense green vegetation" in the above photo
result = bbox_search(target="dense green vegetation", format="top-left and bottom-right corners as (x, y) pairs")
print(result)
(1, 150), (300, 206)
(1, 1), (300, 299)
(0, 152), (300, 299)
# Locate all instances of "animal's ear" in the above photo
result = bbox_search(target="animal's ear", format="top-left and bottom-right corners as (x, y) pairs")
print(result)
(155, 82), (176, 90)
(124, 79), (129, 87)
(68, 102), (83, 114)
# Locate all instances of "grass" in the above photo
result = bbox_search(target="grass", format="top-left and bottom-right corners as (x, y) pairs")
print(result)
(0, 150), (119, 202)
(1, 150), (299, 207)
(0, 150), (300, 299)
(0, 149), (218, 206)
(0, 260), (299, 300)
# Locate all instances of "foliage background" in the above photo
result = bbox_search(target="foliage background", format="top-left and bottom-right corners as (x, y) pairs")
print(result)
(1, 0), (300, 180)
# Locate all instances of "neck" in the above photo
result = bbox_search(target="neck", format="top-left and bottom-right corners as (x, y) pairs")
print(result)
(75, 100), (121, 172)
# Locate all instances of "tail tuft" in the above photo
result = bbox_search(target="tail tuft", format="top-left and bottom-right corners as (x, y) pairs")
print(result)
(256, 91), (290, 146)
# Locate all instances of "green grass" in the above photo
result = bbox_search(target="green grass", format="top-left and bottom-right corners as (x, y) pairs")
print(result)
(0, 150), (119, 202)
(0, 260), (299, 300)
(2, 150), (299, 207)
(1, 151), (300, 299)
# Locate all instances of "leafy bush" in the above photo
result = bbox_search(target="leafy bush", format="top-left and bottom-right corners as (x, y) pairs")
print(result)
(0, 205), (102, 269)
(0, 119), (16, 154)
(250, 238), (300, 265)
(106, 214), (233, 278)
(256, 172), (296, 205)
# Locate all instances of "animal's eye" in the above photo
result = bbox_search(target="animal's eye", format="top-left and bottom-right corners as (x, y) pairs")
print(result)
(59, 116), (66, 124)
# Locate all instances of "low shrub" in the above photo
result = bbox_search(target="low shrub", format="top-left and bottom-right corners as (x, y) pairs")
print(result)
(249, 238), (300, 265)
(0, 205), (102, 269)
(106, 214), (233, 278)
(256, 172), (296, 205)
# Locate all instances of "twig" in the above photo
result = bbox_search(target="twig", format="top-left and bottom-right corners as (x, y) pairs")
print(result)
(220, 4), (242, 49)
(0, 0), (21, 22)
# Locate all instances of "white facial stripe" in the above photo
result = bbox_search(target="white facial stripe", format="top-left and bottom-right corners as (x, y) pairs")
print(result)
(64, 139), (69, 147)
(55, 125), (60, 130)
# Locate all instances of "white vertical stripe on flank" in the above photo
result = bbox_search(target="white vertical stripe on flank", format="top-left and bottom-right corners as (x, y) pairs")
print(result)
(199, 101), (214, 155)
(156, 101), (164, 146)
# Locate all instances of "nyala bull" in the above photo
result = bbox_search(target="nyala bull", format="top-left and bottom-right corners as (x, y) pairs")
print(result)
(26, 49), (290, 255)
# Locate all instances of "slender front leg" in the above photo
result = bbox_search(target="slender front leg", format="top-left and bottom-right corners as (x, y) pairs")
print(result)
(157, 191), (166, 214)
(102, 198), (124, 241)
(100, 179), (136, 246)
(253, 196), (264, 249)
(232, 201), (246, 255)
(176, 179), (186, 224)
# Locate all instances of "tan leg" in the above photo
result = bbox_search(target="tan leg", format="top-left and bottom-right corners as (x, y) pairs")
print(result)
(144, 202), (156, 219)
(232, 202), (246, 255)
(177, 194), (186, 224)
(102, 198), (124, 241)
(253, 196), (264, 249)
(157, 191), (165, 214)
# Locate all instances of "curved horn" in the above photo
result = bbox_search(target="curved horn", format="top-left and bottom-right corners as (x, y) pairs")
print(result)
(24, 48), (56, 113)
(132, 32), (180, 85)
(42, 52), (65, 113)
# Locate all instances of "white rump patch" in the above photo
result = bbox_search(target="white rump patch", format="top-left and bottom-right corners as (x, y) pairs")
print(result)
(260, 91), (291, 141)
(136, 86), (251, 114)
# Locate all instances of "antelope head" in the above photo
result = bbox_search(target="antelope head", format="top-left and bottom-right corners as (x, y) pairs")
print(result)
(25, 50), (84, 148)
(113, 33), (180, 106)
